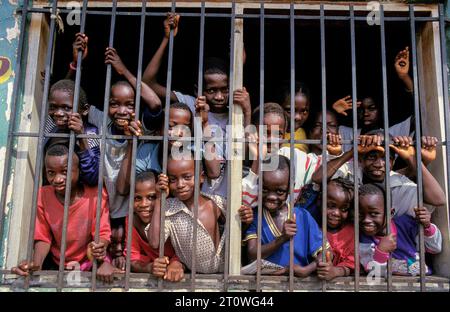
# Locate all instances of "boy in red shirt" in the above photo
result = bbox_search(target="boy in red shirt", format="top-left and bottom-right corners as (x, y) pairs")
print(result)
(11, 144), (117, 283)
(126, 170), (184, 281)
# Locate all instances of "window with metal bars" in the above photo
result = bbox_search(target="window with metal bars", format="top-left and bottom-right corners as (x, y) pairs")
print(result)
(0, 1), (449, 292)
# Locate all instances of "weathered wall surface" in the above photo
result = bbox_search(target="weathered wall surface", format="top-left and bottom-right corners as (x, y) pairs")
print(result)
(0, 0), (21, 267)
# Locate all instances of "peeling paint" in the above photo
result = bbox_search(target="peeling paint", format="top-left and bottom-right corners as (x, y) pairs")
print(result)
(5, 81), (13, 122)
(6, 15), (19, 44)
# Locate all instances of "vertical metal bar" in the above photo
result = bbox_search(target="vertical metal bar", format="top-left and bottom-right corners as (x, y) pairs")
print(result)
(320, 3), (327, 293)
(379, 4), (392, 291)
(159, 0), (176, 291)
(57, 0), (88, 292)
(0, 0), (29, 265)
(23, 0), (58, 290)
(349, 4), (360, 293)
(255, 0), (264, 293)
(125, 0), (146, 292)
(224, 0), (236, 292)
(438, 7), (450, 258)
(408, 4), (426, 292)
(288, 1), (295, 293)
(91, 0), (117, 292)
(191, 0), (205, 292)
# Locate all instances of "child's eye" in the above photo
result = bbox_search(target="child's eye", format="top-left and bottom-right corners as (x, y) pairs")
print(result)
(148, 195), (156, 201)
(169, 177), (177, 183)
(277, 190), (287, 195)
(134, 196), (142, 202)
(109, 101), (118, 107)
(184, 175), (193, 180)
(127, 104), (135, 109)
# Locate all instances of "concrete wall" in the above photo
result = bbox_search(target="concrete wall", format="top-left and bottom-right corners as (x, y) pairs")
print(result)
(0, 0), (22, 268)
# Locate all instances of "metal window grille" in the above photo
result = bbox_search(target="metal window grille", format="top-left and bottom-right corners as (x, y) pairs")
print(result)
(0, 0), (449, 292)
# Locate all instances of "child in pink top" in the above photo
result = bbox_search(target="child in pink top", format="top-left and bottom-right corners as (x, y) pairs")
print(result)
(11, 144), (117, 283)
(317, 178), (355, 281)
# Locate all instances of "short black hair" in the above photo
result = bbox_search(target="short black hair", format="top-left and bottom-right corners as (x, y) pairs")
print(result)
(204, 57), (228, 76)
(359, 183), (390, 214)
(305, 109), (337, 134)
(136, 170), (157, 185)
(170, 102), (193, 128)
(49, 79), (88, 111)
(46, 144), (69, 158)
(45, 144), (79, 166)
(278, 80), (311, 106)
(263, 154), (290, 172)
(252, 102), (288, 132)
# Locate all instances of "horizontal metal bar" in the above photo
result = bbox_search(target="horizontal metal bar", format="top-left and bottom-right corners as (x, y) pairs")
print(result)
(19, 7), (440, 22)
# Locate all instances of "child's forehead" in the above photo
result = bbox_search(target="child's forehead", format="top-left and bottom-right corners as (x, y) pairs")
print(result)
(359, 193), (384, 209)
(263, 169), (289, 184)
(50, 88), (73, 100)
(204, 73), (228, 85)
(111, 84), (134, 96)
(167, 158), (195, 174)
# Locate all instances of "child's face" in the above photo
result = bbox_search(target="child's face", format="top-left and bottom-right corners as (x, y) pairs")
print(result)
(167, 108), (192, 148)
(109, 85), (135, 131)
(45, 154), (80, 196)
(282, 93), (310, 130)
(359, 193), (386, 236)
(134, 180), (157, 224)
(309, 111), (338, 152)
(48, 90), (73, 130)
(203, 73), (229, 113)
(326, 183), (350, 230)
(360, 151), (393, 183)
(262, 113), (286, 153)
(110, 225), (125, 258)
(358, 97), (379, 128)
(262, 169), (289, 213)
(167, 158), (201, 202)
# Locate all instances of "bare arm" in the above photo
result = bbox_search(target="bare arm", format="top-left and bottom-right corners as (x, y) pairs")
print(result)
(142, 13), (179, 102)
(105, 47), (161, 112)
(130, 261), (152, 273)
(312, 149), (353, 184)
(247, 236), (288, 262)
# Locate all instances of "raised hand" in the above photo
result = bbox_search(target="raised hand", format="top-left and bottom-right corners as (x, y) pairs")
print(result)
(332, 96), (361, 116)
(164, 13), (180, 38)
(389, 136), (414, 161)
(105, 47), (127, 76)
(394, 46), (410, 78)
(421, 136), (438, 165)
(72, 33), (88, 66)
(327, 133), (342, 156)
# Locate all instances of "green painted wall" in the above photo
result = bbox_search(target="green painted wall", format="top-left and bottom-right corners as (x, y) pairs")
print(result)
(0, 0), (23, 267)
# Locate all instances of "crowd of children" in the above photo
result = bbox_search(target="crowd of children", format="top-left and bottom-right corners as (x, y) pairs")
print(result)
(11, 13), (445, 284)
